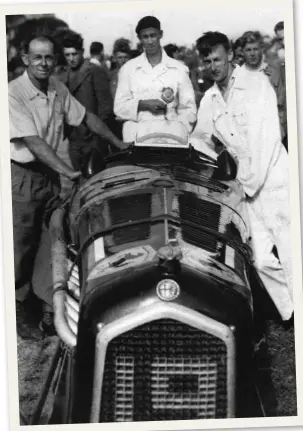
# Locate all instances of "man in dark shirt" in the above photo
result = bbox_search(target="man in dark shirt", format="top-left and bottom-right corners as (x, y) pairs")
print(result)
(60, 32), (114, 171)
(89, 41), (110, 75)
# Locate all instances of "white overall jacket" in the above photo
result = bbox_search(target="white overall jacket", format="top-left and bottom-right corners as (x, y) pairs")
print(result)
(191, 66), (293, 320)
(114, 50), (197, 142)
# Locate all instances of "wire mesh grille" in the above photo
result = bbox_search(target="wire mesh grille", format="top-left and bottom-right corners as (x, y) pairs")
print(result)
(100, 319), (227, 422)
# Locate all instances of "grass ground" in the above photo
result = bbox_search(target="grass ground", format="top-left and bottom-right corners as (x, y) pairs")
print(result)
(265, 321), (297, 416)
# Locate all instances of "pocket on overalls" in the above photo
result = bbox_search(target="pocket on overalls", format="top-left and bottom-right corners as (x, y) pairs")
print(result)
(232, 108), (248, 127)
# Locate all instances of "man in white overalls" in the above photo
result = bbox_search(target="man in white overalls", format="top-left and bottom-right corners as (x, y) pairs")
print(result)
(191, 31), (293, 321)
(114, 16), (197, 142)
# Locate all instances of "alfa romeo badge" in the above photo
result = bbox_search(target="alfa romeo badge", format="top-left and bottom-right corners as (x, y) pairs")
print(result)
(156, 279), (180, 301)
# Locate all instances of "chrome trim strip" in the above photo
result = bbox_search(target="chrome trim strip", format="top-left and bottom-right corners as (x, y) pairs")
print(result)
(163, 187), (169, 242)
(90, 303), (235, 422)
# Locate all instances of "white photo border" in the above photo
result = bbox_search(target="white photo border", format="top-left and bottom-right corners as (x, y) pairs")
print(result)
(0, 0), (302, 430)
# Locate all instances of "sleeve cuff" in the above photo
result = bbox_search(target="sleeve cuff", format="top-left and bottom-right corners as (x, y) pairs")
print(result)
(77, 106), (86, 126)
(10, 130), (38, 140)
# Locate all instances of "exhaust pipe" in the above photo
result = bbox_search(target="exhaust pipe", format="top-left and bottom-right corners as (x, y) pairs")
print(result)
(49, 207), (77, 347)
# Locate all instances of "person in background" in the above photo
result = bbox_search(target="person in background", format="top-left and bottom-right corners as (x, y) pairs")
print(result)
(164, 43), (179, 59)
(110, 38), (132, 98)
(10, 35), (126, 339)
(276, 43), (287, 150)
(7, 56), (26, 82)
(191, 31), (292, 323)
(109, 38), (132, 139)
(89, 41), (109, 74)
(265, 36), (284, 65)
(262, 34), (272, 46)
(240, 30), (287, 148)
(274, 21), (284, 47)
(61, 32), (114, 171)
(130, 48), (142, 59)
(240, 30), (267, 70)
(114, 15), (196, 142)
(232, 37), (244, 66)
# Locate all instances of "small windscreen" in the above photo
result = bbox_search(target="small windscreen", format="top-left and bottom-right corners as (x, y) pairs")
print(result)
(135, 120), (189, 147)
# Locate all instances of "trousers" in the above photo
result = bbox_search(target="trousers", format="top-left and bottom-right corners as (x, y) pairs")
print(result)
(246, 150), (293, 321)
(11, 161), (60, 300)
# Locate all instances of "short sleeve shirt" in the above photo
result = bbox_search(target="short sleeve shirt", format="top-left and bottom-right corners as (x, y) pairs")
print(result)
(9, 71), (86, 163)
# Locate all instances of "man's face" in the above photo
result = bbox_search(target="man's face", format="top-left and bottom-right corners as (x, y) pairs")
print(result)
(233, 46), (244, 66)
(63, 47), (83, 70)
(23, 39), (55, 82)
(263, 36), (271, 45)
(276, 29), (284, 45)
(139, 27), (162, 55)
(243, 41), (263, 69)
(115, 51), (131, 69)
(202, 44), (232, 83)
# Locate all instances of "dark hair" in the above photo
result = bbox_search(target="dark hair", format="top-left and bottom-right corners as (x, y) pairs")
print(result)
(113, 38), (131, 55)
(164, 44), (179, 58)
(62, 32), (83, 51)
(196, 31), (231, 56)
(232, 37), (243, 51)
(274, 21), (284, 34)
(135, 16), (161, 36)
(90, 41), (104, 55)
(8, 55), (24, 72)
(267, 36), (284, 51)
(21, 34), (58, 55)
(130, 49), (141, 59)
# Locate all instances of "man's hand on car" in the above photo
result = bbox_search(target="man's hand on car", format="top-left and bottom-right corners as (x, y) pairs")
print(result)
(112, 138), (133, 150)
(138, 99), (167, 115)
(66, 170), (82, 181)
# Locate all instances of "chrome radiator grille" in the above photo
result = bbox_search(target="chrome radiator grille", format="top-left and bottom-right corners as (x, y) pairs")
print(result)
(100, 319), (227, 422)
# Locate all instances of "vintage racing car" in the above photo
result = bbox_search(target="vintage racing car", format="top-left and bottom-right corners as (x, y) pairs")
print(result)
(33, 120), (268, 423)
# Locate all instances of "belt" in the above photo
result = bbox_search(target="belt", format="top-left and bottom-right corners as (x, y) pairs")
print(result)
(11, 160), (59, 179)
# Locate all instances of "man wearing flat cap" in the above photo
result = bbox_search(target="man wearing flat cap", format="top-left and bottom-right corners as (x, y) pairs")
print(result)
(114, 16), (197, 141)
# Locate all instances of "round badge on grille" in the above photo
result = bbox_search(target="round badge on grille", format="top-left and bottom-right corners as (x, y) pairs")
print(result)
(156, 279), (180, 301)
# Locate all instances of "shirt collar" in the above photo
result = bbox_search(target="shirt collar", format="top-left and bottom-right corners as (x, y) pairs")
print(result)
(229, 64), (247, 89)
(209, 64), (243, 97)
(135, 48), (178, 71)
(257, 60), (268, 71)
(243, 59), (268, 72)
(21, 70), (57, 100)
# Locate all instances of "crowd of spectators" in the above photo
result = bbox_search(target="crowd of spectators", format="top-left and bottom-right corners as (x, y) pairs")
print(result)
(8, 21), (286, 146)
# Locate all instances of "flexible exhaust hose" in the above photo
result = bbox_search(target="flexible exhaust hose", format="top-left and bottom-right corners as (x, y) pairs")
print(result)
(49, 207), (77, 347)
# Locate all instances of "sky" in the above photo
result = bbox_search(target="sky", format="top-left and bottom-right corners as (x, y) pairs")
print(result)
(55, 2), (285, 56)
